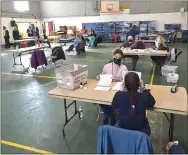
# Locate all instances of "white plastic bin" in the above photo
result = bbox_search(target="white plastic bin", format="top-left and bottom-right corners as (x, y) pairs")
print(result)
(55, 64), (88, 90)
(161, 65), (178, 76)
(166, 73), (179, 83)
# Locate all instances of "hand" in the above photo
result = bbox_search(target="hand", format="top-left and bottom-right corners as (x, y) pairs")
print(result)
(96, 76), (100, 80)
(140, 80), (145, 88)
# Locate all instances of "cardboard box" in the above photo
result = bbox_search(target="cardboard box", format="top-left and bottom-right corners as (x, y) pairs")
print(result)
(55, 64), (88, 90)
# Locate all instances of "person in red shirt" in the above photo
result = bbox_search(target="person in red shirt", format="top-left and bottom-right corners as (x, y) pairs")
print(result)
(81, 26), (86, 34)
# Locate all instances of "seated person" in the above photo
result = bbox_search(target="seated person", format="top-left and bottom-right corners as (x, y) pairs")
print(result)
(121, 36), (140, 71)
(39, 33), (51, 48)
(97, 49), (128, 124)
(77, 36), (86, 54)
(81, 26), (87, 35)
(151, 36), (169, 67)
(87, 36), (96, 48)
(90, 30), (96, 38)
(111, 72), (155, 136)
(66, 34), (81, 52)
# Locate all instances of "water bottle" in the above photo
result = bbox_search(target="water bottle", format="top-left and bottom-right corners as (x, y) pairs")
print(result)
(78, 106), (83, 119)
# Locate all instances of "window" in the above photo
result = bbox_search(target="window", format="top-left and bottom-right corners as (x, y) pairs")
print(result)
(14, 1), (29, 11)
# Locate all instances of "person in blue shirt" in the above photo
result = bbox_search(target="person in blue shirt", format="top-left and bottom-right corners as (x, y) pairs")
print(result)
(126, 25), (139, 41)
(110, 72), (155, 136)
(66, 33), (81, 53)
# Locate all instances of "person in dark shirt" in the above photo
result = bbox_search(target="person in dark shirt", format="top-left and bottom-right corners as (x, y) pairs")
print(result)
(121, 36), (139, 71)
(90, 30), (96, 38)
(111, 72), (155, 136)
(13, 26), (20, 49)
(27, 26), (33, 37)
(126, 25), (139, 41)
(3, 26), (10, 48)
(151, 36), (169, 67)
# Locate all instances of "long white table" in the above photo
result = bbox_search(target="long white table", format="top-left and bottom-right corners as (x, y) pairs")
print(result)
(7, 46), (48, 68)
(12, 38), (36, 44)
(48, 80), (188, 141)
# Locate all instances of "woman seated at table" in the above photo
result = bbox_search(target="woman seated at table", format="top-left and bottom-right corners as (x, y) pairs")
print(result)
(151, 36), (169, 67)
(120, 36), (140, 71)
(110, 72), (155, 136)
(97, 49), (128, 81)
(39, 33), (51, 48)
(66, 33), (81, 52)
(97, 49), (128, 124)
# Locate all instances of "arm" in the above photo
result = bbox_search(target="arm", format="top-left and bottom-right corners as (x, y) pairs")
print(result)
(13, 31), (15, 40)
(130, 42), (137, 49)
(145, 91), (155, 108)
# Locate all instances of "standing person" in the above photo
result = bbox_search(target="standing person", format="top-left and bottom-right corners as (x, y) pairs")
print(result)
(36, 27), (40, 39)
(3, 26), (10, 48)
(121, 36), (140, 71)
(27, 26), (33, 37)
(126, 25), (139, 41)
(111, 72), (155, 136)
(13, 26), (20, 49)
(81, 26), (87, 35)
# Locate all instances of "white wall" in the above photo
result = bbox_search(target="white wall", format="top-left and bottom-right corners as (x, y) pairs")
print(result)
(43, 12), (188, 31)
(40, 1), (99, 18)
(1, 1), (41, 18)
(1, 18), (42, 45)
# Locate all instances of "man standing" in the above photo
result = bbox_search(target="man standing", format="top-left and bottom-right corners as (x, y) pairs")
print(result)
(27, 26), (33, 37)
(13, 26), (20, 49)
(3, 26), (10, 48)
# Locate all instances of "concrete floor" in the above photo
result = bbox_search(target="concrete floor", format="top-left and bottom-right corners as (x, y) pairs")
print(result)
(1, 42), (188, 153)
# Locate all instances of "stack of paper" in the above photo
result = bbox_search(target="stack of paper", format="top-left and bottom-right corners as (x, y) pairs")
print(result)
(95, 74), (112, 91)
(112, 82), (123, 91)
(97, 74), (113, 87)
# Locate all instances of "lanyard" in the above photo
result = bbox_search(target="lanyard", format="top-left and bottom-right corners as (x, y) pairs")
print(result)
(112, 63), (119, 77)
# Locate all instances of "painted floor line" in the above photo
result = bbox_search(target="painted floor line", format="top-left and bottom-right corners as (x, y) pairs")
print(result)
(150, 65), (156, 85)
(1, 81), (56, 94)
(147, 65), (156, 117)
(1, 72), (56, 79)
(1, 140), (54, 154)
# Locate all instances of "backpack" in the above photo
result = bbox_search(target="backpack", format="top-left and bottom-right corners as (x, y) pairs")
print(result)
(51, 47), (66, 63)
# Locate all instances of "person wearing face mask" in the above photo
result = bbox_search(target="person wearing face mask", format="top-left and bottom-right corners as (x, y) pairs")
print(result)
(151, 36), (169, 67)
(97, 49), (128, 82)
(97, 49), (128, 124)
(121, 36), (139, 71)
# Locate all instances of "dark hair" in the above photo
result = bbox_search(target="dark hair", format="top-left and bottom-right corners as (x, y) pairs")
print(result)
(131, 25), (137, 31)
(113, 49), (123, 57)
(124, 72), (140, 115)
(81, 35), (84, 40)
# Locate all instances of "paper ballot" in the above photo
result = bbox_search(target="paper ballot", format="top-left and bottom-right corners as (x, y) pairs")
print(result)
(97, 74), (113, 87)
(95, 86), (111, 91)
(112, 82), (123, 91)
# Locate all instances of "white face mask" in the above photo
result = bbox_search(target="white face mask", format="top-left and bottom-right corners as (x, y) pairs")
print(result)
(155, 37), (160, 48)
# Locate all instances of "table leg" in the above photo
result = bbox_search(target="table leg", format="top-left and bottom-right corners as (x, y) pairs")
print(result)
(163, 113), (175, 141)
(62, 99), (80, 137)
(12, 53), (24, 67)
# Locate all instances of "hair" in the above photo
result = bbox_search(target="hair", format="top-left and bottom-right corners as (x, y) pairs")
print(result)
(131, 25), (137, 30)
(81, 35), (84, 40)
(3, 26), (6, 29)
(113, 49), (123, 57)
(124, 72), (140, 115)
(76, 33), (81, 38)
(158, 36), (167, 48)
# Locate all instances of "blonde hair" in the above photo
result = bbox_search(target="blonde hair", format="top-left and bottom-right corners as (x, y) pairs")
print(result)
(76, 33), (81, 38)
(158, 35), (167, 47)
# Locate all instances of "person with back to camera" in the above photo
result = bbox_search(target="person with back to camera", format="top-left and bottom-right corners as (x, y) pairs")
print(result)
(97, 49), (128, 124)
(110, 72), (155, 136)
(121, 36), (139, 71)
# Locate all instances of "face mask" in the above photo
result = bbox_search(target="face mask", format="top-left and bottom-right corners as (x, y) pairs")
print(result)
(128, 40), (133, 44)
(113, 58), (121, 65)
